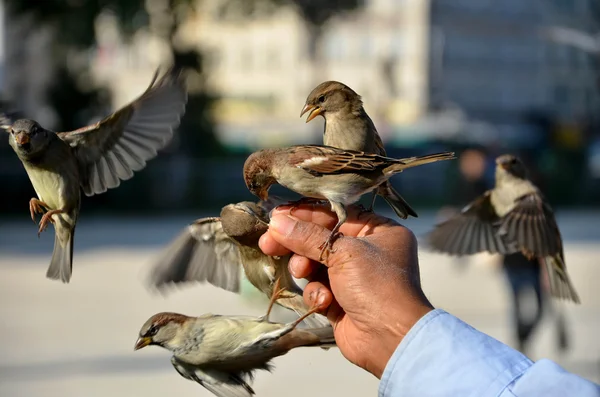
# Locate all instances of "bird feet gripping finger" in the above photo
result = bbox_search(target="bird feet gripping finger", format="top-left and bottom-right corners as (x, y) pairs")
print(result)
(289, 297), (325, 329)
(318, 231), (344, 262)
(286, 197), (327, 216)
(37, 209), (64, 237)
(29, 198), (49, 223)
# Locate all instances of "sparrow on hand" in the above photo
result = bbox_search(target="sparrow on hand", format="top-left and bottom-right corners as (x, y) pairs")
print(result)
(147, 200), (328, 327)
(301, 81), (416, 219)
(427, 154), (580, 303)
(6, 67), (187, 283)
(243, 145), (455, 260)
(134, 282), (333, 397)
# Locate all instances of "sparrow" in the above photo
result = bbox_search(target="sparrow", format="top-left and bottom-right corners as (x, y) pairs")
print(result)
(6, 67), (187, 283)
(134, 283), (334, 397)
(427, 154), (580, 303)
(243, 145), (455, 260)
(147, 200), (329, 327)
(301, 81), (416, 219)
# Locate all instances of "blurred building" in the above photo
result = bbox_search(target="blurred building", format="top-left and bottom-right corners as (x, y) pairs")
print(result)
(428, 0), (600, 148)
(178, 0), (431, 149)
(1, 1), (56, 127)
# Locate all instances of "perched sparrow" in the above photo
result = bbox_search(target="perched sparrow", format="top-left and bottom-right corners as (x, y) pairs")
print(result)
(134, 284), (334, 397)
(147, 200), (328, 327)
(427, 154), (580, 303)
(243, 145), (455, 260)
(6, 67), (187, 283)
(301, 81), (416, 219)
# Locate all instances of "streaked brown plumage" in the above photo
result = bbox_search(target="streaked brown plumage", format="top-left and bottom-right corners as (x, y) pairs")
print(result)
(427, 154), (580, 303)
(134, 288), (334, 397)
(301, 80), (416, 219)
(6, 67), (187, 282)
(243, 145), (455, 260)
(147, 200), (329, 327)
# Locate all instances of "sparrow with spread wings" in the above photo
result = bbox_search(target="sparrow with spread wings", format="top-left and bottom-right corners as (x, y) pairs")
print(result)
(147, 200), (329, 328)
(5, 67), (187, 283)
(427, 154), (580, 303)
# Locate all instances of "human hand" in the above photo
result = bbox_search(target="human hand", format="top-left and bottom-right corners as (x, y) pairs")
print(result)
(258, 203), (433, 378)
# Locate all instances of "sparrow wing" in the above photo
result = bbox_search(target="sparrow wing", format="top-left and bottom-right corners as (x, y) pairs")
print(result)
(0, 101), (24, 132)
(498, 192), (563, 258)
(147, 217), (243, 293)
(427, 191), (515, 255)
(289, 145), (387, 175)
(500, 192), (579, 302)
(57, 67), (187, 196)
(171, 357), (255, 397)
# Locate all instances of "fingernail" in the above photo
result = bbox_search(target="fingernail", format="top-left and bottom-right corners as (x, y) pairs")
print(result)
(309, 290), (317, 304)
(316, 291), (326, 307)
(270, 214), (296, 236)
(289, 256), (301, 277)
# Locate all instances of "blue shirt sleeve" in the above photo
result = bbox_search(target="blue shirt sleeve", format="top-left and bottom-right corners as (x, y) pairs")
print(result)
(379, 309), (600, 397)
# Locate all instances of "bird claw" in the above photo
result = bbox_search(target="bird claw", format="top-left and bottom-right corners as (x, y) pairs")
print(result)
(262, 278), (287, 322)
(29, 198), (48, 224)
(286, 197), (326, 216)
(37, 209), (64, 237)
(358, 203), (373, 213)
(318, 231), (343, 262)
(290, 302), (323, 329)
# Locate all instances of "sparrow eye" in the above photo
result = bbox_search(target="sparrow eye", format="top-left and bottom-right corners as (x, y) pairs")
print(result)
(318, 95), (325, 103)
(147, 325), (159, 336)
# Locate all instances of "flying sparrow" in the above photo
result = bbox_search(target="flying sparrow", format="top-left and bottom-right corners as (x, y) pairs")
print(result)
(6, 67), (187, 283)
(243, 145), (455, 260)
(301, 81), (416, 219)
(147, 200), (328, 327)
(134, 282), (334, 397)
(427, 154), (580, 303)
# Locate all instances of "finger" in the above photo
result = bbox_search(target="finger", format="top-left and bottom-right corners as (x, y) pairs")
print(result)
(273, 204), (394, 237)
(288, 254), (320, 279)
(265, 214), (349, 265)
(304, 281), (343, 325)
(259, 231), (291, 257)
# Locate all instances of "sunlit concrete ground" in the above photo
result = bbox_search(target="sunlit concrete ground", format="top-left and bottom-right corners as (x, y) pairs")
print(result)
(0, 210), (598, 396)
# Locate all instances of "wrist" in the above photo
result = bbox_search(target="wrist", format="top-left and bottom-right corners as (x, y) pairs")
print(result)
(367, 299), (434, 378)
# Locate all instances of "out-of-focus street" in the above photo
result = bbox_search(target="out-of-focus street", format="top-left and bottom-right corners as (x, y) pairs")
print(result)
(0, 211), (598, 397)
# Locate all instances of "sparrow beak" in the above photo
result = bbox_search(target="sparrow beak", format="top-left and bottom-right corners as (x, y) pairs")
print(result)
(300, 104), (322, 123)
(236, 204), (269, 225)
(257, 189), (269, 202)
(15, 132), (29, 145)
(134, 336), (152, 351)
(496, 158), (510, 170)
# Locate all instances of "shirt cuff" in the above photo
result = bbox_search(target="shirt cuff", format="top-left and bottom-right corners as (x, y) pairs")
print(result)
(378, 309), (532, 397)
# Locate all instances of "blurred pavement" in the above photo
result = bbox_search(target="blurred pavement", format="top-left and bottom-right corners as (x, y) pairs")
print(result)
(0, 210), (598, 396)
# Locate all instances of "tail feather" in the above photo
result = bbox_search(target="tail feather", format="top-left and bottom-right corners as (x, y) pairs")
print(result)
(544, 255), (580, 304)
(384, 151), (455, 175)
(298, 325), (336, 347)
(46, 227), (74, 283)
(377, 181), (418, 219)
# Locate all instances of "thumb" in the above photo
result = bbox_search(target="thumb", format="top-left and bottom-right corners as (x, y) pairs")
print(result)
(268, 213), (341, 265)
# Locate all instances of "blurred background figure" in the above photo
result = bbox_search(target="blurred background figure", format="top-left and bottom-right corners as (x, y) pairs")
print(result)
(0, 0), (598, 396)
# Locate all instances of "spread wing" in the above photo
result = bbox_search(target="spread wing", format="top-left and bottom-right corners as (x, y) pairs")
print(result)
(57, 67), (187, 196)
(0, 101), (24, 131)
(147, 217), (243, 293)
(498, 192), (563, 258)
(171, 357), (256, 397)
(289, 145), (389, 175)
(427, 191), (515, 255)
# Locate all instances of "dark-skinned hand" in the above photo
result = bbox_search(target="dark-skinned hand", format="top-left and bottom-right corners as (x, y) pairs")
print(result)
(258, 203), (433, 378)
